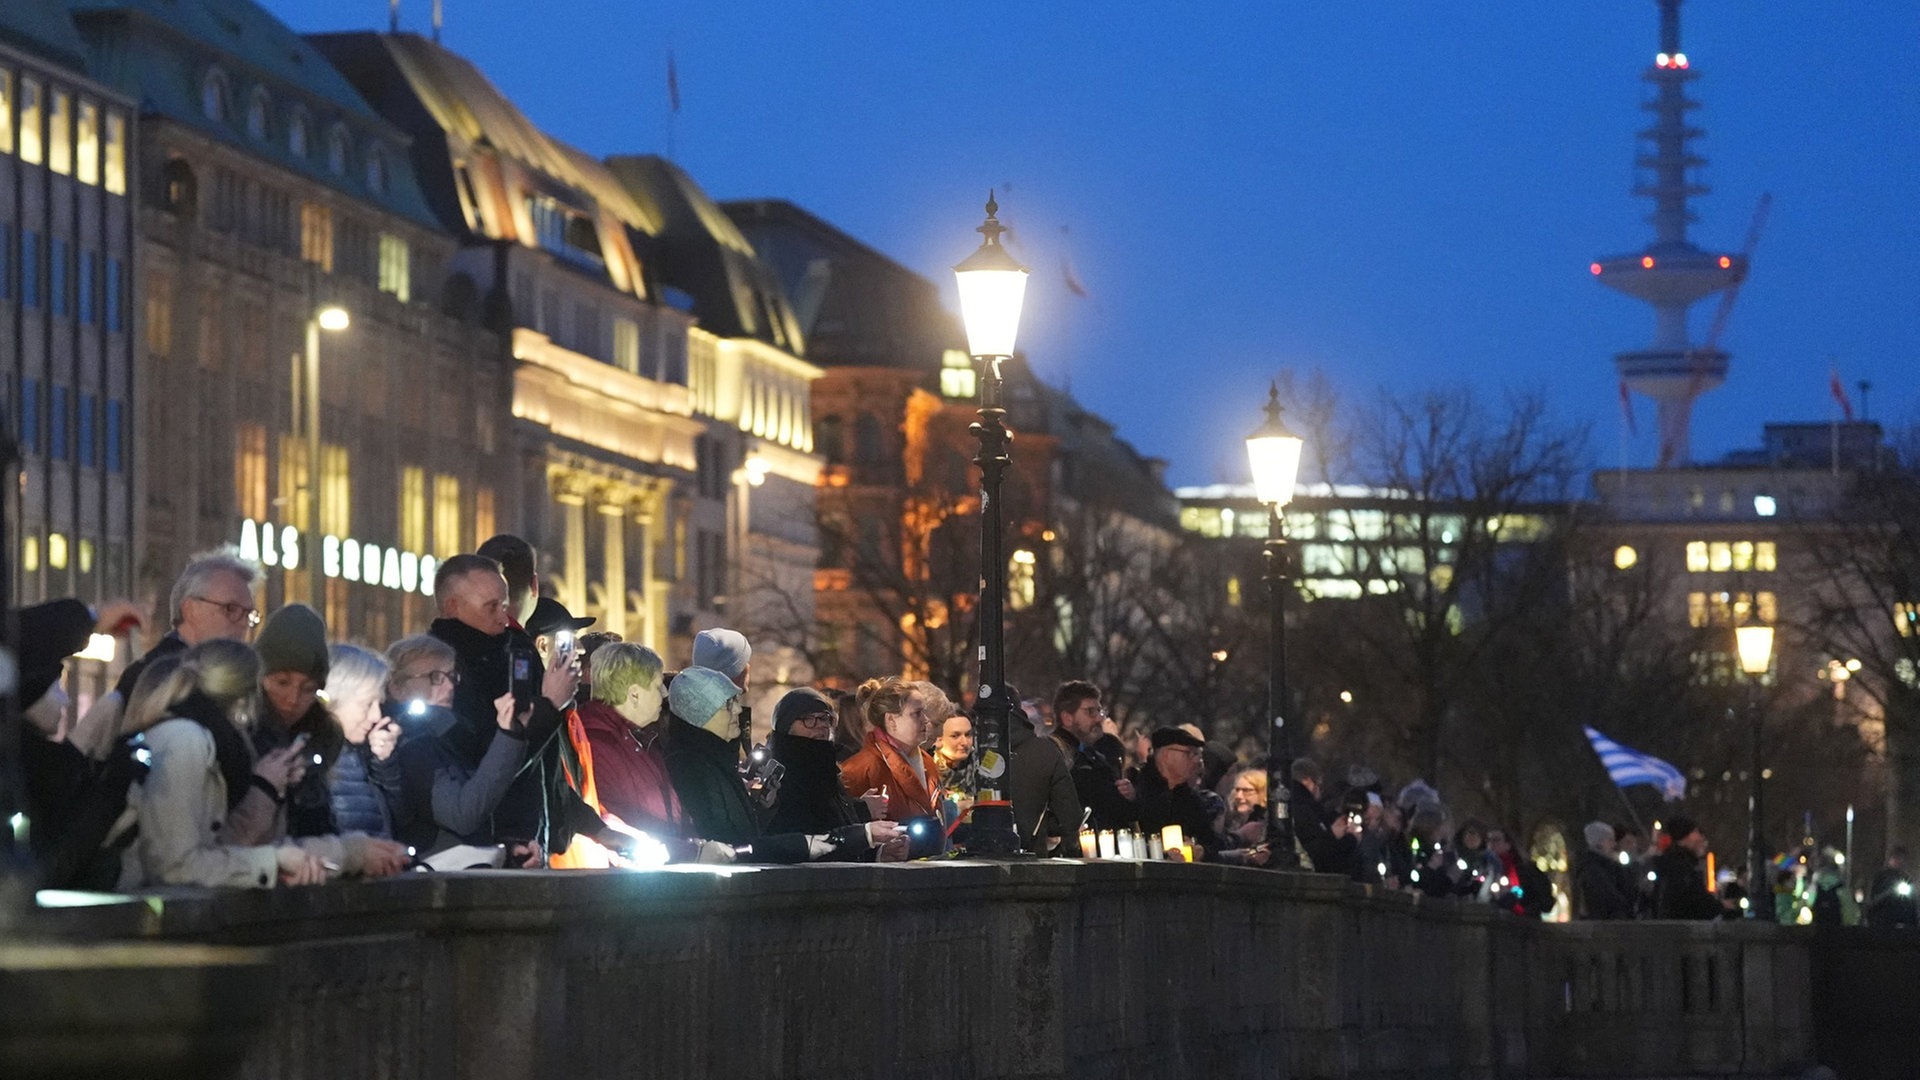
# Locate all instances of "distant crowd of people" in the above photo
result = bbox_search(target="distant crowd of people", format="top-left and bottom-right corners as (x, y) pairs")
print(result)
(12, 538), (1920, 933)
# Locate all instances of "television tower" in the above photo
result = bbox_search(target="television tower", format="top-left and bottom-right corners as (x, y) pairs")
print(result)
(1591, 0), (1745, 467)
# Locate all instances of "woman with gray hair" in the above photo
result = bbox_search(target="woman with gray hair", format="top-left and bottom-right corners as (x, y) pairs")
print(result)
(325, 644), (402, 838)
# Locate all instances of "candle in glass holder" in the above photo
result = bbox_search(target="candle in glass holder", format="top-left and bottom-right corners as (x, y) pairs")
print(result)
(1147, 834), (1165, 860)
(1160, 825), (1185, 857)
(1098, 830), (1116, 859)
(1117, 831), (1136, 859)
(1080, 828), (1098, 860)
(1182, 844), (1196, 864)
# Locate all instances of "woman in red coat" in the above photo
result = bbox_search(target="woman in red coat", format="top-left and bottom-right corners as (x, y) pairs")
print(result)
(839, 677), (939, 822)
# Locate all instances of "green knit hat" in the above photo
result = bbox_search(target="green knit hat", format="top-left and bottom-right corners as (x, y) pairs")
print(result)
(254, 603), (330, 684)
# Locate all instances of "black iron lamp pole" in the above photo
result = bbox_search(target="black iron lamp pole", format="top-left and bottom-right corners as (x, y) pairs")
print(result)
(1246, 385), (1305, 869)
(1735, 624), (1774, 920)
(954, 194), (1028, 855)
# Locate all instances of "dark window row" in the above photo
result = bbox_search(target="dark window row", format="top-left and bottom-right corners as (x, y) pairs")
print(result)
(17, 379), (126, 472)
(0, 223), (125, 328)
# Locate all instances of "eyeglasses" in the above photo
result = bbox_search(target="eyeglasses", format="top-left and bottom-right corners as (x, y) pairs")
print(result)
(403, 669), (460, 687)
(191, 595), (260, 628)
(793, 712), (835, 730)
(1081, 704), (1109, 718)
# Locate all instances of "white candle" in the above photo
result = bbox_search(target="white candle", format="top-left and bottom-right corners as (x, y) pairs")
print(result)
(1117, 831), (1136, 859)
(1080, 829), (1098, 860)
(1147, 834), (1164, 860)
(1098, 830), (1116, 858)
(1160, 825), (1185, 856)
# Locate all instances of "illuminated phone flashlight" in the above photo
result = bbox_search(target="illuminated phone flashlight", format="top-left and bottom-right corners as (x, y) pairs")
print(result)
(1899, 882), (1915, 898)
(408, 699), (427, 718)
(312, 753), (324, 766)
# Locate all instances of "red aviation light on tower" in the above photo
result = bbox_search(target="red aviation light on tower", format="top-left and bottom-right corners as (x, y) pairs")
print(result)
(1590, 262), (1604, 276)
(1673, 53), (1689, 69)
(1642, 256), (1656, 269)
(1718, 256), (1732, 269)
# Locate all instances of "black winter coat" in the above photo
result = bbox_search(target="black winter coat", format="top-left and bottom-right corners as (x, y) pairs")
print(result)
(1289, 782), (1357, 875)
(766, 730), (868, 841)
(663, 716), (812, 864)
(1575, 848), (1638, 920)
(1009, 720), (1080, 856)
(1051, 731), (1137, 831)
(1652, 847), (1721, 920)
(1134, 767), (1224, 859)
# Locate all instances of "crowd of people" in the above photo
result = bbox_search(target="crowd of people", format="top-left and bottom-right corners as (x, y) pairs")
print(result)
(11, 537), (1920, 933)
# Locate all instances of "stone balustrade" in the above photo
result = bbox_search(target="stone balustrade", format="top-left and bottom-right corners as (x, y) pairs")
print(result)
(5, 860), (1878, 1079)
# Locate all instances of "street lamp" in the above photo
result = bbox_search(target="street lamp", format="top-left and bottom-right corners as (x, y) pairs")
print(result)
(1246, 383), (1304, 869)
(1735, 623), (1775, 920)
(953, 193), (1027, 855)
(304, 304), (349, 603)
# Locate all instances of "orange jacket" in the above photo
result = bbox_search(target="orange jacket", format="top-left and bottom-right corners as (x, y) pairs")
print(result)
(840, 729), (938, 822)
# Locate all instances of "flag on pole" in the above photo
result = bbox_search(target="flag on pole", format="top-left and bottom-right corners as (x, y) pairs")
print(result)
(1582, 726), (1687, 801)
(1829, 367), (1853, 421)
(667, 49), (681, 114)
(1618, 381), (1636, 437)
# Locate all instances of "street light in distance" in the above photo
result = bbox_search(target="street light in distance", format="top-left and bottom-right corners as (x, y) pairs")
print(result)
(1734, 623), (1775, 920)
(1246, 383), (1305, 869)
(953, 192), (1028, 856)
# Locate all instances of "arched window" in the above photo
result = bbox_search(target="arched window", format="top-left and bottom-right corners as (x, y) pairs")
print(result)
(814, 415), (844, 464)
(365, 144), (388, 193)
(854, 414), (883, 465)
(325, 125), (349, 175)
(245, 87), (269, 140)
(200, 68), (229, 122)
(288, 108), (310, 158)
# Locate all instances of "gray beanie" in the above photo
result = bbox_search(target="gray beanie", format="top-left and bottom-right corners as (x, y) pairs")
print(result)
(669, 666), (742, 729)
(254, 603), (330, 684)
(691, 628), (751, 682)
(1584, 821), (1617, 853)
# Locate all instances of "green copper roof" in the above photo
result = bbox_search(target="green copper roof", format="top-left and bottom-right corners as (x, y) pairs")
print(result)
(64, 0), (441, 229)
(0, 4), (89, 71)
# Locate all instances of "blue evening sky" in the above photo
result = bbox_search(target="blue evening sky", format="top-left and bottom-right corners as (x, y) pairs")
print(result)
(265, 1), (1920, 487)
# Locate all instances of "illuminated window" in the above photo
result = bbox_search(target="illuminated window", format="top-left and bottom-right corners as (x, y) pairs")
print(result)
(1755, 541), (1777, 572)
(1614, 545), (1638, 570)
(144, 270), (172, 356)
(235, 424), (268, 520)
(246, 88), (268, 140)
(475, 487), (496, 546)
(433, 475), (461, 557)
(1732, 592), (1753, 624)
(320, 445), (351, 537)
(20, 76), (42, 164)
(78, 538), (94, 575)
(1897, 603), (1920, 639)
(22, 535), (38, 573)
(940, 349), (977, 400)
(278, 436), (310, 531)
(48, 90), (70, 174)
(377, 233), (409, 301)
(0, 71), (12, 154)
(1754, 495), (1777, 517)
(613, 317), (640, 374)
(48, 533), (69, 571)
(1687, 592), (1708, 628)
(1225, 576), (1241, 607)
(1756, 591), (1777, 624)
(399, 466), (427, 552)
(1732, 541), (1753, 572)
(1709, 541), (1732, 572)
(1008, 549), (1037, 611)
(201, 69), (228, 122)
(75, 100), (98, 184)
(300, 202), (334, 272)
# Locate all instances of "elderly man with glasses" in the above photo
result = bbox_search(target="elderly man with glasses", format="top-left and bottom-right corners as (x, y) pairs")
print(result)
(1134, 728), (1227, 863)
(71, 546), (262, 758)
(1048, 680), (1138, 832)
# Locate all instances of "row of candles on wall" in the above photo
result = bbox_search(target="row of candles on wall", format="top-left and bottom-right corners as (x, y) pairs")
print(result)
(1079, 825), (1196, 864)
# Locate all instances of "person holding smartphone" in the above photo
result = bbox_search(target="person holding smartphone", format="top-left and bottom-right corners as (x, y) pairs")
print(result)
(251, 603), (345, 838)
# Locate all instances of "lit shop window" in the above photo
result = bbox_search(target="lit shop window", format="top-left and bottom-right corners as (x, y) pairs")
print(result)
(48, 90), (70, 174)
(75, 99), (98, 184)
(19, 76), (42, 164)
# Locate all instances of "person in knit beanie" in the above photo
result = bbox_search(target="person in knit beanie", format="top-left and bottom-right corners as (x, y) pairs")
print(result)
(253, 603), (343, 836)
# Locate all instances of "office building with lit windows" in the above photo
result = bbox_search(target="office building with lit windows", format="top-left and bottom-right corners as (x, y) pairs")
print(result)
(1, 9), (139, 705)
(61, 0), (509, 655)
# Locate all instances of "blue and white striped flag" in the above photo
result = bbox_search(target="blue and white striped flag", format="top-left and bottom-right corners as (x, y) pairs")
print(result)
(1582, 726), (1687, 801)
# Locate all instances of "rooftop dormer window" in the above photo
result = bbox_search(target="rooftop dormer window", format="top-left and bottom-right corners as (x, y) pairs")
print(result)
(325, 124), (348, 175)
(246, 87), (269, 140)
(201, 68), (229, 123)
(525, 194), (605, 268)
(365, 143), (388, 193)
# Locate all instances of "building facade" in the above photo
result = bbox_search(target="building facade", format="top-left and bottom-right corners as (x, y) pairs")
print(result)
(63, 0), (509, 661)
(0, 12), (139, 707)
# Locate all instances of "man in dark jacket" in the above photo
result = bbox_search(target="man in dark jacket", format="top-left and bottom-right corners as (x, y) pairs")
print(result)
(766, 687), (871, 841)
(1865, 847), (1917, 929)
(1575, 821), (1638, 920)
(664, 668), (901, 864)
(1134, 728), (1224, 860)
(1008, 699), (1081, 856)
(1652, 816), (1722, 920)
(1288, 757), (1357, 875)
(1049, 681), (1136, 830)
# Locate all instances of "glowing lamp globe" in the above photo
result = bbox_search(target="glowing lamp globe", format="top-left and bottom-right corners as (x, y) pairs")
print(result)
(1734, 625), (1775, 676)
(953, 194), (1028, 360)
(1245, 384), (1305, 509)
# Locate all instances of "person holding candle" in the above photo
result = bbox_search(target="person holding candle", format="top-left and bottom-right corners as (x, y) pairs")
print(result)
(1133, 728), (1225, 862)
(839, 677), (940, 822)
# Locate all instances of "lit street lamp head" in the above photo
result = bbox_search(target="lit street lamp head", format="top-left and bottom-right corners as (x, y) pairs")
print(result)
(1245, 383), (1305, 509)
(316, 305), (351, 332)
(953, 193), (1028, 360)
(1734, 624), (1775, 676)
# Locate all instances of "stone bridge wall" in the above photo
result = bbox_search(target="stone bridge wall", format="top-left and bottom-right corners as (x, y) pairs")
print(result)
(15, 860), (1868, 1079)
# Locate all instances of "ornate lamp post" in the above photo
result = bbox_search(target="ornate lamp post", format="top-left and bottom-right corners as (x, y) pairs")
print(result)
(1735, 623), (1775, 919)
(953, 194), (1028, 855)
(1246, 384), (1305, 868)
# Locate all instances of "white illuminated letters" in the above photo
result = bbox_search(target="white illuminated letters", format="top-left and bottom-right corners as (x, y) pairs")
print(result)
(238, 520), (434, 596)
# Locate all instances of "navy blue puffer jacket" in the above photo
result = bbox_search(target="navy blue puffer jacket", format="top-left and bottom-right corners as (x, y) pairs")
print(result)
(327, 743), (402, 839)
